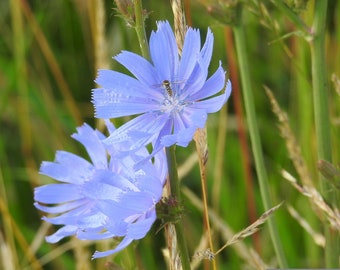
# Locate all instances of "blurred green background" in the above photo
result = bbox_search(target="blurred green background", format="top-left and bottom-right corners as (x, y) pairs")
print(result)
(1, 0), (340, 269)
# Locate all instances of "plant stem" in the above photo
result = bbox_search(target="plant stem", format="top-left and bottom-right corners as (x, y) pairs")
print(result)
(133, 0), (150, 59)
(166, 146), (181, 198)
(223, 26), (260, 252)
(311, 1), (331, 178)
(310, 1), (339, 267)
(232, 5), (288, 268)
(166, 146), (191, 270)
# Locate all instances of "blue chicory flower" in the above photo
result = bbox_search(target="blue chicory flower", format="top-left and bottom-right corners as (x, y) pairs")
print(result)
(34, 122), (167, 258)
(92, 21), (231, 155)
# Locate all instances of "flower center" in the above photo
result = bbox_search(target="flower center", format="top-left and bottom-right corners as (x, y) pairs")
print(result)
(161, 96), (186, 113)
(159, 80), (187, 113)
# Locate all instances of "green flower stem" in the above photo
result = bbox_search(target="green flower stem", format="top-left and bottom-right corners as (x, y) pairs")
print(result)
(166, 146), (191, 270)
(133, 0), (150, 59)
(166, 146), (181, 198)
(232, 7), (288, 269)
(310, 1), (339, 267)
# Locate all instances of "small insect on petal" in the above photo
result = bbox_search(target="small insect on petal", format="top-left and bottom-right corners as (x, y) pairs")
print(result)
(162, 80), (173, 97)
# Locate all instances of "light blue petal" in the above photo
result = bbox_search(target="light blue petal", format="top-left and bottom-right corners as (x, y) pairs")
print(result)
(115, 51), (158, 87)
(92, 169), (138, 192)
(45, 225), (78, 243)
(77, 230), (114, 241)
(179, 27), (201, 81)
(40, 149), (94, 185)
(161, 110), (207, 147)
(200, 28), (214, 69)
(152, 118), (173, 148)
(190, 94), (227, 113)
(172, 109), (205, 134)
(132, 119), (172, 168)
(104, 113), (168, 151)
(93, 88), (160, 118)
(160, 134), (180, 147)
(82, 176), (123, 201)
(34, 199), (85, 214)
(42, 205), (94, 225)
(34, 184), (81, 204)
(54, 151), (93, 176)
(77, 212), (107, 228)
(190, 83), (231, 113)
(161, 126), (197, 147)
(71, 124), (108, 169)
(172, 111), (188, 133)
(96, 200), (136, 220)
(113, 191), (155, 213)
(92, 237), (134, 259)
(153, 151), (168, 185)
(135, 156), (165, 181)
(98, 192), (154, 220)
(43, 215), (78, 226)
(150, 21), (179, 80)
(106, 131), (153, 157)
(127, 211), (156, 239)
(106, 220), (128, 236)
(189, 110), (208, 128)
(188, 64), (226, 101)
(181, 58), (208, 100)
(127, 144), (150, 160)
(95, 69), (154, 98)
(134, 174), (163, 199)
(104, 119), (116, 135)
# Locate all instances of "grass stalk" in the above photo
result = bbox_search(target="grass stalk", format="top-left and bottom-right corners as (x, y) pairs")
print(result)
(232, 6), (288, 268)
(133, 0), (150, 59)
(310, 0), (339, 266)
(166, 146), (192, 270)
(310, 1), (332, 183)
(223, 26), (260, 252)
(194, 127), (217, 270)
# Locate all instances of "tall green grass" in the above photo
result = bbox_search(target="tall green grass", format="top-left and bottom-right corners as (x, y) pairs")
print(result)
(1, 0), (340, 269)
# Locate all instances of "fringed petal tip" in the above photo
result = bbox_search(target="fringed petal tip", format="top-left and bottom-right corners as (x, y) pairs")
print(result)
(45, 225), (77, 243)
(91, 237), (134, 259)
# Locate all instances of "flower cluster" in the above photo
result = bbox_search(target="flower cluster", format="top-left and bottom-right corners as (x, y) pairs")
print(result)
(34, 122), (167, 258)
(34, 21), (231, 259)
